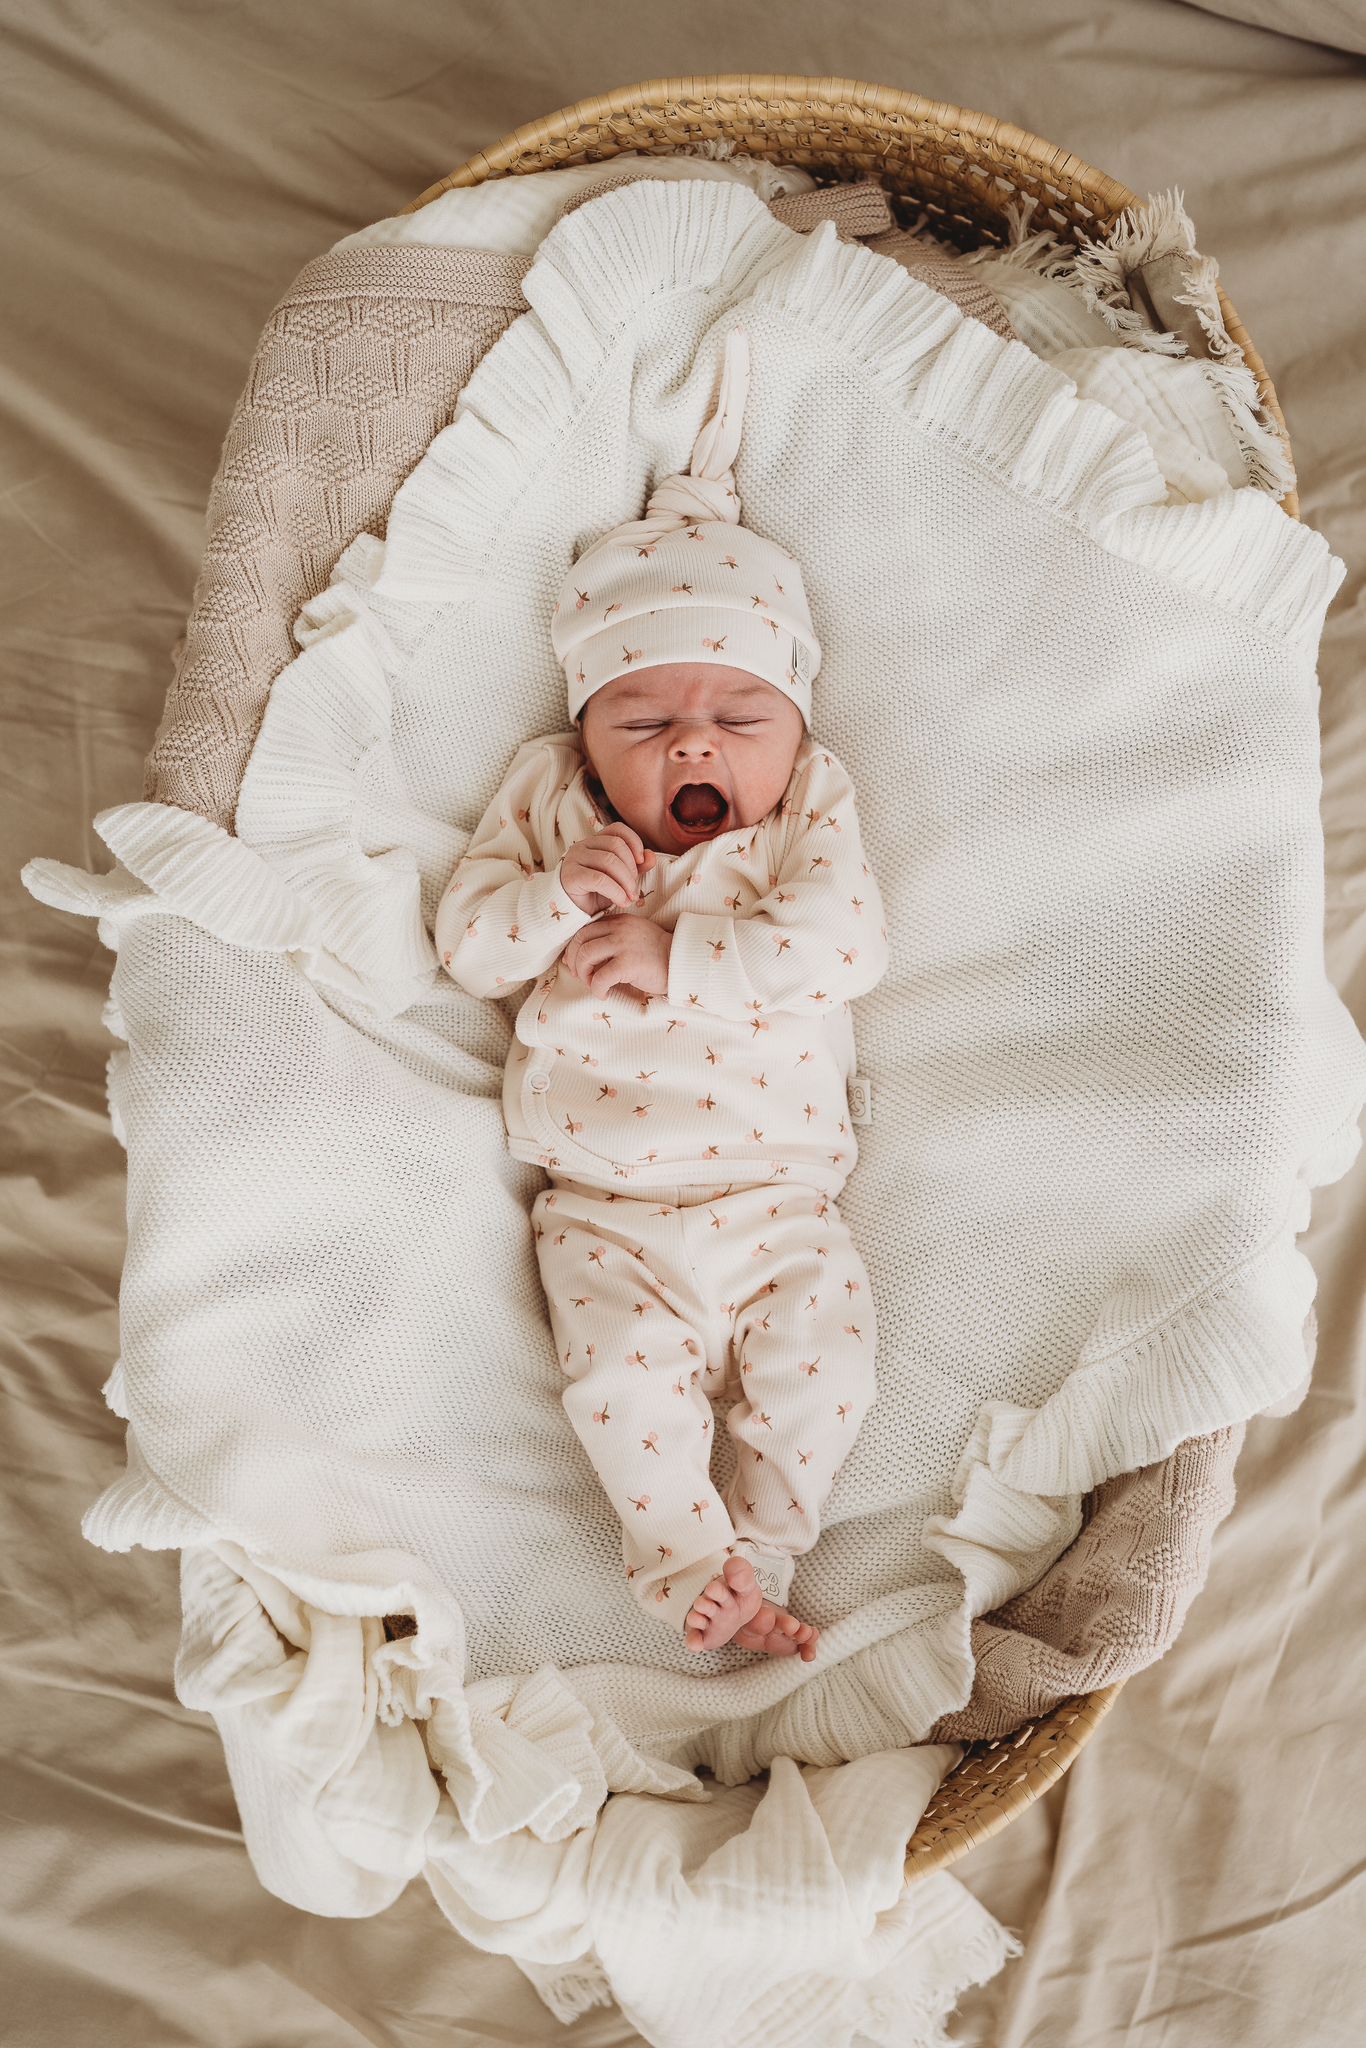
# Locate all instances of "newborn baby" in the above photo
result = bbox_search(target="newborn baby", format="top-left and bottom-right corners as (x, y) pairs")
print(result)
(437, 328), (887, 1661)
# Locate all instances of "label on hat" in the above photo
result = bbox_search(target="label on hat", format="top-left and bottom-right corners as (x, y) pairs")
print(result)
(791, 637), (811, 683)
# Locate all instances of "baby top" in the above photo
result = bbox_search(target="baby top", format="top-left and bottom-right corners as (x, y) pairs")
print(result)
(437, 733), (888, 1196)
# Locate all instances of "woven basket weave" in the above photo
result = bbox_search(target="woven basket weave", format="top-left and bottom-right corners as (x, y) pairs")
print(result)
(402, 73), (1296, 1884)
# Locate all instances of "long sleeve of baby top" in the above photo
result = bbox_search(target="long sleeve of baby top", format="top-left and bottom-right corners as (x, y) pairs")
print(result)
(435, 738), (595, 995)
(666, 746), (889, 1021)
(437, 732), (889, 1197)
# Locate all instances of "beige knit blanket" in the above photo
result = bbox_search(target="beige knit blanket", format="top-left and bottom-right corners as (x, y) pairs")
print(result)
(140, 175), (1269, 1747)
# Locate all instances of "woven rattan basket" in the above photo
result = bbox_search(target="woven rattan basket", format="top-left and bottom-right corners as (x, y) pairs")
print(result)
(401, 73), (1297, 1884)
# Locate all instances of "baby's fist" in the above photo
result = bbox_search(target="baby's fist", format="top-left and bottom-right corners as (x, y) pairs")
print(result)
(562, 914), (671, 999)
(560, 824), (654, 915)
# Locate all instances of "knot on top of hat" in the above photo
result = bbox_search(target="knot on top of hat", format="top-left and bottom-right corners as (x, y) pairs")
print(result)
(578, 326), (752, 560)
(643, 323), (750, 529)
(551, 322), (822, 727)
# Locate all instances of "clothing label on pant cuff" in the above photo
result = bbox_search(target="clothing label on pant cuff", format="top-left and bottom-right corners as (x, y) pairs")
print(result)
(747, 1560), (786, 1600)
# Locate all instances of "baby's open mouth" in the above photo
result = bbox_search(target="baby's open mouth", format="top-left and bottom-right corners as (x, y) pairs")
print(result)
(669, 782), (729, 838)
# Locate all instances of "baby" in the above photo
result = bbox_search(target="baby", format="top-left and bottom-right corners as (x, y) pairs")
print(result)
(437, 328), (887, 1662)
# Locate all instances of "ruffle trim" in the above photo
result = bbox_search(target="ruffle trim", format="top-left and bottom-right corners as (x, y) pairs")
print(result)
(60, 1013), (1365, 2004)
(20, 713), (436, 1022)
(192, 175), (1345, 1020)
(21, 518), (438, 1017)
(21, 170), (1364, 2028)
(232, 557), (438, 1016)
(80, 1427), (218, 1552)
(961, 185), (1301, 503)
(366, 176), (1342, 654)
(25, 805), (315, 944)
(101, 1357), (129, 1419)
(990, 1101), (1366, 1497)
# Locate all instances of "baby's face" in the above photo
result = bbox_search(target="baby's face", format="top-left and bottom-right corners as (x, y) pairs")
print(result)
(579, 664), (805, 857)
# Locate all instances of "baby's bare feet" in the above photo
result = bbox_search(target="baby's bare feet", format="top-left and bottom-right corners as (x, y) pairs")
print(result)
(683, 1556), (820, 1662)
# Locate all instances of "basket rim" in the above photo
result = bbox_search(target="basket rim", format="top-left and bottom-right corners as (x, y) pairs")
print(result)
(904, 1680), (1126, 1882)
(402, 72), (1139, 216)
(400, 71), (1297, 520)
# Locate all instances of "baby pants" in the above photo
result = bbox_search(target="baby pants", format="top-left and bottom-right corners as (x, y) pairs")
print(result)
(532, 1176), (877, 1635)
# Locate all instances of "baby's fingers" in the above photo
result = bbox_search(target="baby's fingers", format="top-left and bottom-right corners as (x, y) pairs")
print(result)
(576, 844), (638, 902)
(586, 953), (628, 995)
(563, 927), (620, 981)
(602, 822), (648, 869)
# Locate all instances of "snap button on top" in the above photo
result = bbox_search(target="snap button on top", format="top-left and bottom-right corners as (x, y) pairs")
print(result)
(529, 1074), (550, 1094)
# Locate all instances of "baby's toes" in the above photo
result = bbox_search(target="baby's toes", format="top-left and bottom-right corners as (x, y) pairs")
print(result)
(722, 1557), (758, 1593)
(691, 1582), (730, 1618)
(760, 1625), (803, 1655)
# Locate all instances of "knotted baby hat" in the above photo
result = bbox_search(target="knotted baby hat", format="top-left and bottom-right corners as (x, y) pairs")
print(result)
(551, 326), (822, 726)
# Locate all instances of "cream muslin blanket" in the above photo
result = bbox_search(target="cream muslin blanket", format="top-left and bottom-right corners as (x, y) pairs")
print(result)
(21, 177), (1366, 2046)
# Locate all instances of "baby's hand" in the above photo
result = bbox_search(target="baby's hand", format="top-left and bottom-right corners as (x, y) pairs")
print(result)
(560, 824), (655, 915)
(562, 914), (672, 998)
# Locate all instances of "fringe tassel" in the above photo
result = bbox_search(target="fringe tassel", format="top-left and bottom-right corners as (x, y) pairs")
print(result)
(960, 185), (1297, 499)
(678, 137), (738, 161)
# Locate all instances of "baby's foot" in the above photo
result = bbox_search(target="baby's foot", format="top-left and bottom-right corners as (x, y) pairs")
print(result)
(683, 1556), (820, 1662)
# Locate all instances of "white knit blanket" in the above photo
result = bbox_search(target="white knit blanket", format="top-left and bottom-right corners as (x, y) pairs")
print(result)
(22, 179), (1366, 2046)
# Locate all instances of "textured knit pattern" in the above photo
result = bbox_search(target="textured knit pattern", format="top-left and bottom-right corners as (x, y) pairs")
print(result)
(534, 1177), (877, 1625)
(768, 181), (898, 241)
(865, 225), (1019, 341)
(559, 169), (896, 243)
(141, 246), (529, 827)
(438, 735), (888, 1191)
(926, 1420), (1248, 1741)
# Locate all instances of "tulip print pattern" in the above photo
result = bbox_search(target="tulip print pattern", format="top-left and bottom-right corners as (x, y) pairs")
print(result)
(433, 734), (887, 1207)
(533, 1179), (877, 1632)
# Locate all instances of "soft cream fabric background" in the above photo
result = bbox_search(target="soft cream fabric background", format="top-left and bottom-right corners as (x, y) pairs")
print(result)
(3, 5), (1363, 2044)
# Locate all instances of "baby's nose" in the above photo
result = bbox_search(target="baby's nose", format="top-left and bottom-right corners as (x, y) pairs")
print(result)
(670, 727), (717, 758)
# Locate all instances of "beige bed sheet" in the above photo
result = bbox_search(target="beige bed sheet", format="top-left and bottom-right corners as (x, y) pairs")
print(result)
(3, 4), (1363, 2044)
